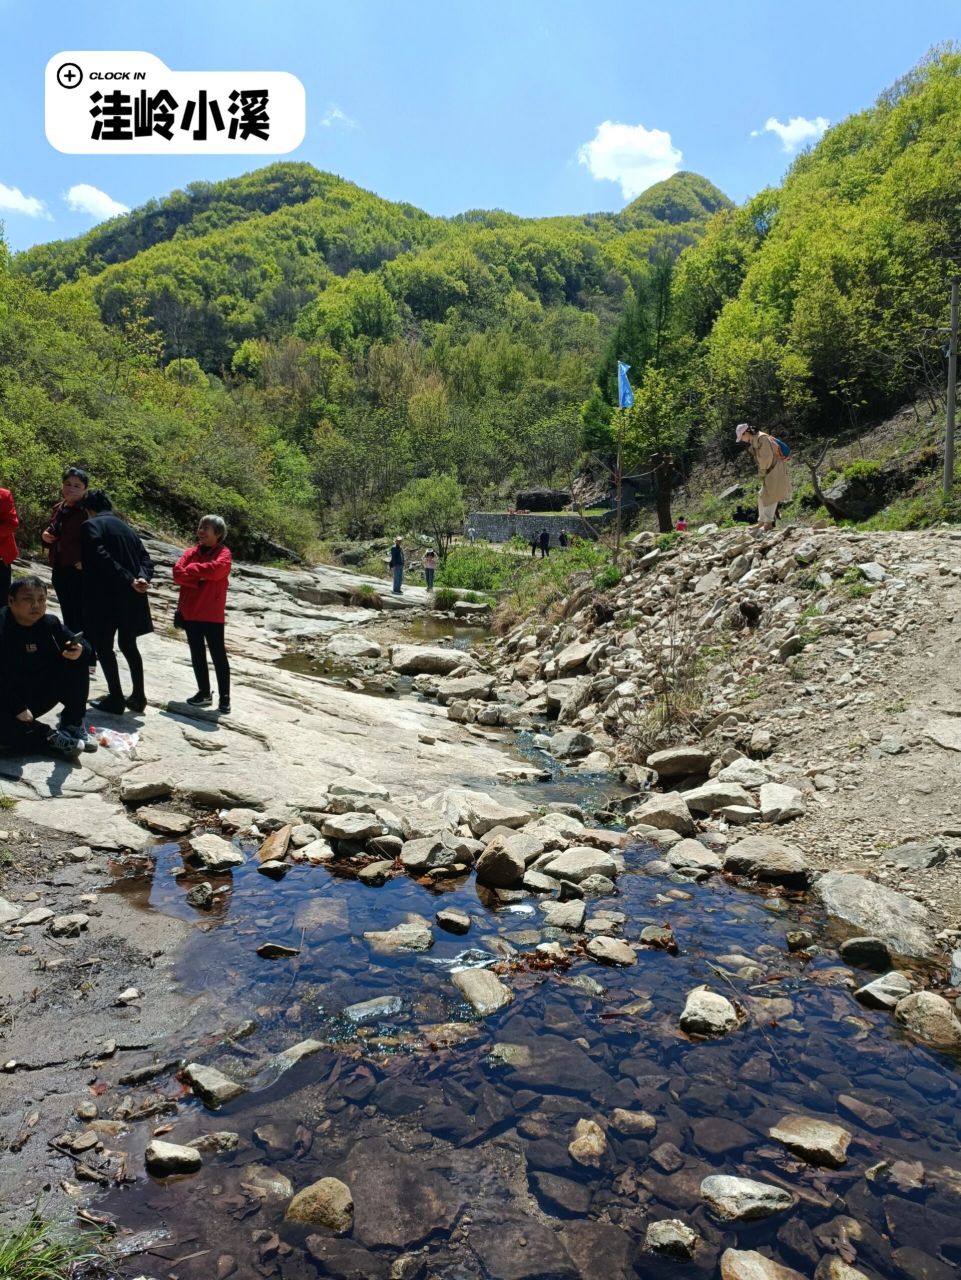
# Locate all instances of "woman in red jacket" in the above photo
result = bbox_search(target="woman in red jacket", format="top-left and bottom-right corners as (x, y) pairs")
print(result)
(173, 515), (233, 714)
(0, 487), (19, 603)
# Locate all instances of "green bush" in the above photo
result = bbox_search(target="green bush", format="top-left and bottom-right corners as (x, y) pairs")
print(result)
(433, 587), (458, 610)
(438, 544), (512, 592)
(594, 565), (622, 591)
(656, 531), (680, 551)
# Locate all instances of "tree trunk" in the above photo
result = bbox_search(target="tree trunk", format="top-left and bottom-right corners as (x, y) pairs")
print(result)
(654, 459), (673, 532)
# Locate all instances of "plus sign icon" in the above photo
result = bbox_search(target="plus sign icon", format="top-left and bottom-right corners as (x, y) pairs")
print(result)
(46, 51), (305, 154)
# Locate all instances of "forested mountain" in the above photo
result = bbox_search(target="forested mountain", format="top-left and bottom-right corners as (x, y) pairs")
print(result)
(6, 46), (961, 552)
(4, 165), (725, 546)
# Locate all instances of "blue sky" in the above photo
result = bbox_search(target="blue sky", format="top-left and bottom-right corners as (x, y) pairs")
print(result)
(1, 0), (959, 253)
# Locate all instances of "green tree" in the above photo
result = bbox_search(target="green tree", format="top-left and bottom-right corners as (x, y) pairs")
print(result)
(386, 473), (466, 558)
(620, 367), (691, 532)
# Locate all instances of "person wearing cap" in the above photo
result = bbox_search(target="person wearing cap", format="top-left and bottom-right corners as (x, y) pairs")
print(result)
(736, 423), (791, 530)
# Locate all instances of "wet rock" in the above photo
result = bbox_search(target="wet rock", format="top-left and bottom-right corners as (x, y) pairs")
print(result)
(647, 746), (712, 778)
(181, 1062), (246, 1108)
(363, 916), (433, 952)
(257, 823), (292, 863)
(188, 1131), (240, 1155)
(185, 881), (214, 909)
(667, 838), (722, 872)
(188, 833), (245, 871)
(242, 1164), (294, 1202)
(610, 1108), (656, 1136)
(720, 1249), (806, 1280)
(586, 936), (635, 966)
(579, 873), (616, 895)
(15, 906), (54, 927)
(390, 644), (472, 675)
(891, 1248), (955, 1280)
(836, 1094), (894, 1131)
(768, 1114), (851, 1167)
(471, 1214), (578, 1279)
(344, 1137), (466, 1250)
(541, 900), (586, 931)
(285, 1177), (354, 1234)
(531, 1170), (592, 1215)
(257, 941), (300, 959)
(645, 1219), (700, 1259)
(894, 991), (961, 1047)
(399, 834), (459, 873)
(549, 729), (594, 758)
(542, 847), (618, 883)
(358, 859), (394, 886)
(628, 792), (695, 835)
(48, 913), (89, 937)
(683, 780), (753, 814)
(816, 872), (935, 958)
(691, 1117), (753, 1155)
(560, 1222), (636, 1280)
(701, 1175), (794, 1221)
(723, 836), (810, 887)
(144, 1139), (202, 1177)
(786, 929), (815, 952)
(838, 936), (891, 969)
(475, 838), (526, 888)
(569, 1117), (607, 1166)
(889, 838), (947, 870)
(854, 970), (911, 1010)
(345, 995), (402, 1024)
(813, 1261), (871, 1280)
(306, 1236), (390, 1280)
(322, 812), (386, 842)
(436, 908), (471, 934)
(451, 967), (512, 1015)
(650, 1142), (685, 1172)
(293, 837), (334, 864)
(258, 859), (289, 880)
(680, 987), (739, 1036)
(759, 783), (805, 823)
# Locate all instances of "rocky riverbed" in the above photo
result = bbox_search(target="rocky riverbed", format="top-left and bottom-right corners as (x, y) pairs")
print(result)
(0, 530), (960, 1280)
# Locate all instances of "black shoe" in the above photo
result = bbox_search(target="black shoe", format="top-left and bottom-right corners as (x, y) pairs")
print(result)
(90, 696), (126, 715)
(186, 691), (212, 707)
(126, 693), (147, 713)
(218, 698), (231, 714)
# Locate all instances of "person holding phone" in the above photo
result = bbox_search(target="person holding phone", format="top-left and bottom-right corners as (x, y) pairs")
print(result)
(42, 466), (89, 634)
(0, 576), (94, 758)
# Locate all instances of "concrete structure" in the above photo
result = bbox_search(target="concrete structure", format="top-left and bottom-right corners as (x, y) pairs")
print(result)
(467, 511), (612, 544)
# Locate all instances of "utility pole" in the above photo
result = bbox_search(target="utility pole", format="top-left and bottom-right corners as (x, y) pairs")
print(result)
(944, 277), (959, 498)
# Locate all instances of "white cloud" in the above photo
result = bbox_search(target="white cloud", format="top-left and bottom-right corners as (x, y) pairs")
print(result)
(0, 183), (50, 219)
(64, 184), (129, 220)
(320, 104), (358, 129)
(577, 121), (682, 200)
(751, 115), (830, 153)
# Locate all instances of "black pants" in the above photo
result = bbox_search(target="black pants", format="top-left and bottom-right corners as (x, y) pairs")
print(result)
(0, 563), (10, 604)
(184, 620), (230, 700)
(91, 619), (145, 704)
(0, 664), (90, 748)
(52, 565), (85, 635)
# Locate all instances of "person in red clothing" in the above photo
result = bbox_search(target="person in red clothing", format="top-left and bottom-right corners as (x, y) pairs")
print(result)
(0, 486), (19, 603)
(41, 467), (89, 634)
(173, 515), (233, 714)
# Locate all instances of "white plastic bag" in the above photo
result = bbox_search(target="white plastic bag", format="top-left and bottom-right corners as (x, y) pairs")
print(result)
(88, 725), (140, 758)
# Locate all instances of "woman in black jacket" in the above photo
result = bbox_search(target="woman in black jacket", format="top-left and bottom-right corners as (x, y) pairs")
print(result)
(81, 490), (154, 714)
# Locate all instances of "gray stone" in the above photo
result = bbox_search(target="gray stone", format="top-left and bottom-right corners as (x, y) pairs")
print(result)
(182, 1062), (246, 1108)
(556, 640), (595, 673)
(48, 913), (90, 937)
(435, 672), (495, 703)
(345, 996), (403, 1024)
(475, 837), (526, 888)
(720, 1249), (806, 1280)
(680, 987), (739, 1036)
(854, 970), (912, 1010)
(768, 1114), (851, 1167)
(700, 1175), (794, 1222)
(723, 836), (810, 887)
(817, 871), (935, 958)
(322, 812), (386, 842)
(717, 758), (771, 787)
(610, 1108), (657, 1136)
(683, 781), (753, 814)
(119, 767), (175, 805)
(328, 633), (382, 659)
(888, 839), (947, 870)
(645, 1219), (700, 1260)
(586, 936), (635, 966)
(540, 900), (585, 931)
(390, 644), (470, 675)
(628, 791), (695, 835)
(329, 776), (390, 801)
(759, 783), (805, 823)
(428, 787), (531, 836)
(15, 907), (54, 927)
(188, 833), (245, 871)
(542, 847), (617, 883)
(0, 895), (22, 925)
(436, 908), (471, 934)
(666, 839), (722, 872)
(647, 746), (712, 778)
(451, 968), (512, 1015)
(579, 873), (616, 895)
(363, 917), (433, 952)
(358, 859), (394, 886)
(838, 936), (890, 969)
(144, 1139), (202, 1177)
(548, 729), (593, 759)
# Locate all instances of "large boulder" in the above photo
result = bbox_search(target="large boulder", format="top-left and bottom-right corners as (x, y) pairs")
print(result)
(516, 488), (571, 512)
(427, 787), (531, 836)
(541, 846), (618, 883)
(390, 645), (471, 675)
(435, 672), (495, 703)
(700, 1175), (794, 1222)
(683, 781), (753, 814)
(723, 836), (810, 888)
(329, 633), (382, 660)
(666, 839), (722, 872)
(475, 837), (526, 888)
(720, 1249), (807, 1280)
(816, 872), (935, 959)
(556, 641), (596, 674)
(759, 783), (805, 823)
(894, 992), (961, 1047)
(628, 792), (695, 835)
(680, 987), (739, 1036)
(647, 746), (712, 778)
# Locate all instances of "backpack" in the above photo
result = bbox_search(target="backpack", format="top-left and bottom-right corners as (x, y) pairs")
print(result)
(773, 436), (791, 459)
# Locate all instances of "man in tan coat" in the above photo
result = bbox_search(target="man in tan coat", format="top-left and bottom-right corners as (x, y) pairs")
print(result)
(736, 423), (791, 530)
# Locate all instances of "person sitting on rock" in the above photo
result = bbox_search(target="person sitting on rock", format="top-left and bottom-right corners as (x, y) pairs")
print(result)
(173, 514), (233, 714)
(81, 490), (154, 715)
(0, 575), (93, 758)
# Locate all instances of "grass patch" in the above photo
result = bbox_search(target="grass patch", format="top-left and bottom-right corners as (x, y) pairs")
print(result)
(0, 1214), (104, 1280)
(655, 531), (680, 552)
(433, 587), (458, 611)
(438, 545), (514, 592)
(0, 794), (16, 811)
(593, 565), (622, 592)
(349, 583), (383, 610)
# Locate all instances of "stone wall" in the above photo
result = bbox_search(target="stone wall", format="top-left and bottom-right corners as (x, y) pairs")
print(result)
(467, 511), (612, 544)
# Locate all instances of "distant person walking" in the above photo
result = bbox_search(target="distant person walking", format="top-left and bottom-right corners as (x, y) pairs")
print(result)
(466, 526), (476, 545)
(530, 533), (539, 558)
(538, 528), (550, 558)
(81, 490), (154, 715)
(389, 537), (405, 594)
(0, 484), (20, 604)
(173, 515), (233, 714)
(422, 548), (437, 591)
(41, 467), (88, 634)
(736, 423), (791, 531)
(558, 530), (569, 548)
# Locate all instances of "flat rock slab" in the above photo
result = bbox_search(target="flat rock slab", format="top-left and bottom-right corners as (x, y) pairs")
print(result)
(13, 795), (151, 851)
(363, 918), (433, 952)
(768, 1114), (851, 1167)
(817, 871), (935, 959)
(343, 1137), (466, 1250)
(182, 1062), (246, 1108)
(924, 716), (961, 752)
(701, 1175), (794, 1222)
(390, 645), (471, 675)
(720, 1248), (807, 1280)
(647, 746), (712, 778)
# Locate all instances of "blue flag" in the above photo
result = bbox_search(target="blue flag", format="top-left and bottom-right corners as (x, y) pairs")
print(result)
(617, 360), (634, 410)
